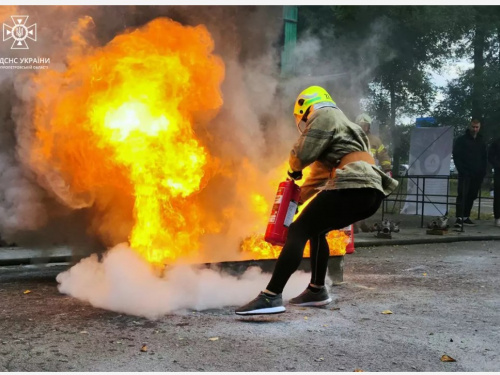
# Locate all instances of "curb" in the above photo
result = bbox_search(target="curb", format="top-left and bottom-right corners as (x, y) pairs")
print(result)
(1, 235), (499, 267)
(355, 235), (500, 248)
(0, 255), (74, 267)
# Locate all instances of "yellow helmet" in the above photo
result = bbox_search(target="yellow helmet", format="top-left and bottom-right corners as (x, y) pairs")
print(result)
(293, 86), (336, 127)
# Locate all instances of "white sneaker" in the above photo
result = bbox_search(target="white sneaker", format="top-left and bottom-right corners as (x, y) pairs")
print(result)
(495, 219), (500, 227)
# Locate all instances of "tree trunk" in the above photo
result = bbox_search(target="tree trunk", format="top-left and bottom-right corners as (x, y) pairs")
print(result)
(471, 15), (485, 123)
(389, 79), (396, 130)
(498, 27), (500, 67)
(389, 78), (400, 177)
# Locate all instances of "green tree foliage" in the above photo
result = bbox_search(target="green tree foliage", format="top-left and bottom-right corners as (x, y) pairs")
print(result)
(433, 72), (473, 133)
(296, 5), (500, 172)
(298, 6), (456, 174)
(433, 6), (500, 142)
(298, 6), (455, 123)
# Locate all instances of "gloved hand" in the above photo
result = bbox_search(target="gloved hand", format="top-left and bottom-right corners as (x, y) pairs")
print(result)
(287, 168), (303, 181)
(385, 170), (393, 178)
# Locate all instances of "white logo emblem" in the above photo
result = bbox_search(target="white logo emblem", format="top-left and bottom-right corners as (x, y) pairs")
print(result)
(3, 16), (37, 50)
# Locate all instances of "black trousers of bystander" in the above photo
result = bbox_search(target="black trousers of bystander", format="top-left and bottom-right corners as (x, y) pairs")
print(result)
(456, 174), (484, 218)
(494, 172), (500, 219)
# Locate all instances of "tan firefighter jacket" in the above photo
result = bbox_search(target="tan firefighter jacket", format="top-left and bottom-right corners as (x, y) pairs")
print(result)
(367, 133), (392, 172)
(289, 107), (399, 203)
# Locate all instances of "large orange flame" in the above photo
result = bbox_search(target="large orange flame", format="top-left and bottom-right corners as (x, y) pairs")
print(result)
(29, 16), (347, 266)
(31, 18), (224, 265)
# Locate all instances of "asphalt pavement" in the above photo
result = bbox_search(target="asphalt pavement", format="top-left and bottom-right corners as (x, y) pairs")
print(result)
(1, 213), (499, 371)
(1, 240), (498, 371)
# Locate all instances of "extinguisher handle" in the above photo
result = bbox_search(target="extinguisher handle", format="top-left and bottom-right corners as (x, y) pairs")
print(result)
(287, 169), (303, 181)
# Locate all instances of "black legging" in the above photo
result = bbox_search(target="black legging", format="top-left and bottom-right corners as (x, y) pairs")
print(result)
(266, 188), (384, 294)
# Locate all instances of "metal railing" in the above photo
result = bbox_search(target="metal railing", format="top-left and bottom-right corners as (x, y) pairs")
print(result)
(381, 174), (494, 228)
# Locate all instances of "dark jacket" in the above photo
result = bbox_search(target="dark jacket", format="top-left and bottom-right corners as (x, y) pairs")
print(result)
(452, 129), (487, 178)
(488, 137), (500, 174)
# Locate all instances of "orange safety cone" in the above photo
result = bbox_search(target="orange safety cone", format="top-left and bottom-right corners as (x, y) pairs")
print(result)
(344, 225), (355, 254)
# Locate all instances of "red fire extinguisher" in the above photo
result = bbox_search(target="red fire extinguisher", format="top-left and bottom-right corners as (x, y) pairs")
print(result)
(264, 179), (301, 246)
(342, 225), (355, 254)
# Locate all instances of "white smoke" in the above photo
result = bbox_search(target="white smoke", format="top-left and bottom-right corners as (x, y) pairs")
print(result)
(56, 243), (319, 319)
(279, 18), (394, 120)
(0, 6), (102, 248)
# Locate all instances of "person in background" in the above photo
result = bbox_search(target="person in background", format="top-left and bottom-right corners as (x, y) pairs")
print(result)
(353, 113), (393, 233)
(452, 119), (487, 227)
(488, 136), (500, 227)
(235, 86), (398, 316)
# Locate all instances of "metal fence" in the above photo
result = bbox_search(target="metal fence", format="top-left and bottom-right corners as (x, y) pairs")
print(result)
(381, 174), (494, 228)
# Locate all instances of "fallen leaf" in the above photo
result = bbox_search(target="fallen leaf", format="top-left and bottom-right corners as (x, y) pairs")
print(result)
(79, 331), (88, 334)
(23, 290), (31, 294)
(304, 316), (308, 320)
(381, 310), (393, 314)
(423, 273), (427, 276)
(208, 337), (219, 341)
(330, 307), (340, 311)
(140, 344), (148, 352)
(354, 369), (364, 372)
(440, 355), (456, 362)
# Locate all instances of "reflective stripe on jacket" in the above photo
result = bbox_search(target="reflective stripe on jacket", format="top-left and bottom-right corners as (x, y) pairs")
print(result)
(367, 133), (392, 172)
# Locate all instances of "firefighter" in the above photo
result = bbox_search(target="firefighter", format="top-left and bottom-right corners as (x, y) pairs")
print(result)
(235, 86), (398, 315)
(354, 113), (393, 233)
(355, 113), (392, 175)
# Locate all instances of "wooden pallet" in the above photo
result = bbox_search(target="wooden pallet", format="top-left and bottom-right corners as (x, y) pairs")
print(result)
(426, 228), (448, 235)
